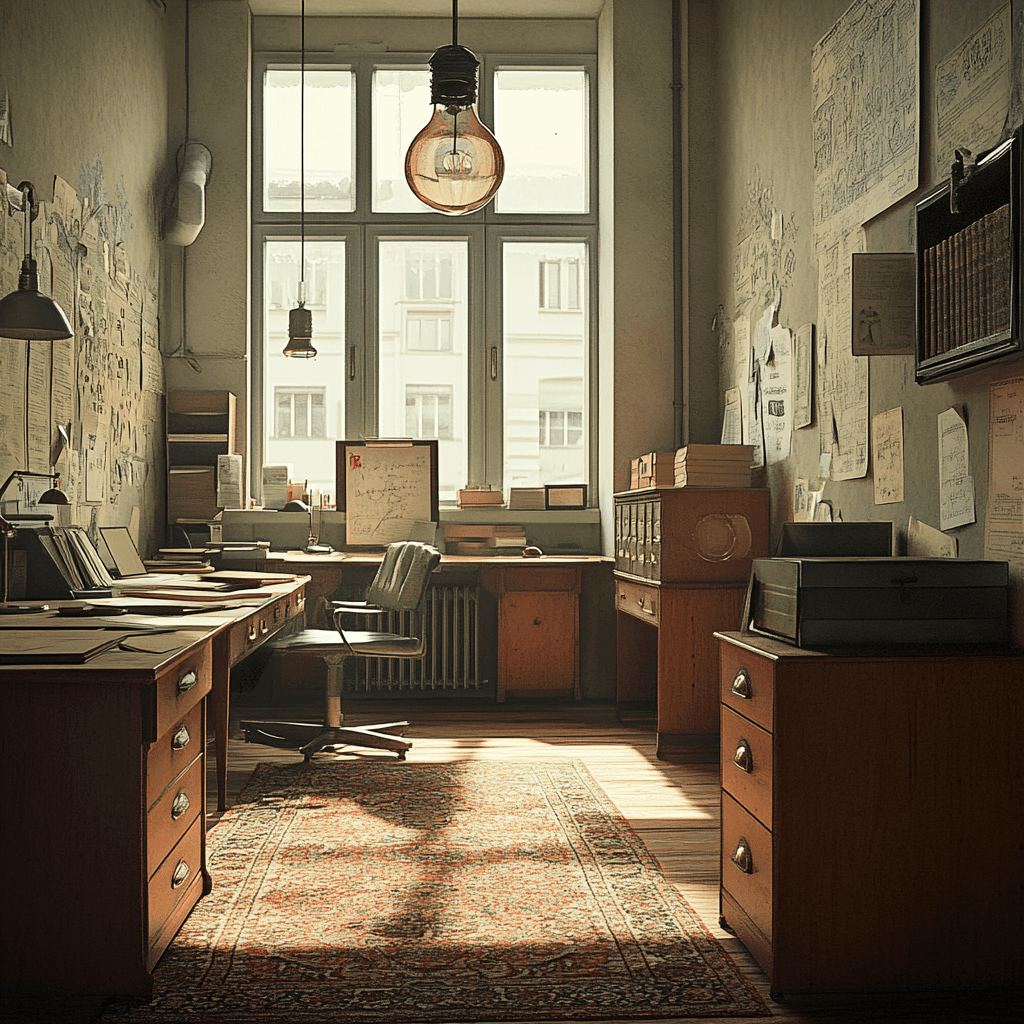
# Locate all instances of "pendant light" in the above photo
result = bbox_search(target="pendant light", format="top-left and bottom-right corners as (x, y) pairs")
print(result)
(404, 0), (504, 216)
(283, 0), (316, 358)
(0, 182), (74, 341)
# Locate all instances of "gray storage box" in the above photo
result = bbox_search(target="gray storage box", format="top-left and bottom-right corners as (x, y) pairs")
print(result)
(750, 556), (1009, 647)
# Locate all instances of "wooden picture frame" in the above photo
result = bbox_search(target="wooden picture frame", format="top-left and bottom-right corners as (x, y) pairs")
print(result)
(336, 440), (439, 547)
(544, 483), (587, 510)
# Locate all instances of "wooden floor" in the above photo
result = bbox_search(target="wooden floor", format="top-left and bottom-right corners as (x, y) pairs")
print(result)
(4, 699), (1016, 1024)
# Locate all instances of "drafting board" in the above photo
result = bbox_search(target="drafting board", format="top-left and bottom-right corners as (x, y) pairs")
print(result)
(336, 440), (439, 547)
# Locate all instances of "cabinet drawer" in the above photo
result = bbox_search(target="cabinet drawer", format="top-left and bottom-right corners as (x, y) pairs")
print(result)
(147, 700), (203, 809)
(720, 705), (773, 829)
(615, 578), (660, 626)
(148, 755), (203, 878)
(500, 565), (579, 592)
(721, 792), (773, 946)
(720, 642), (774, 732)
(148, 814), (203, 951)
(154, 643), (211, 741)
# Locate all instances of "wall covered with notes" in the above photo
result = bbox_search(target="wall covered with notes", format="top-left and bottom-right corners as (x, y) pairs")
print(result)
(0, 0), (170, 559)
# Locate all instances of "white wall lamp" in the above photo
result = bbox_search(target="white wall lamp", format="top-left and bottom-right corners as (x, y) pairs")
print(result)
(404, 0), (504, 215)
(0, 181), (73, 340)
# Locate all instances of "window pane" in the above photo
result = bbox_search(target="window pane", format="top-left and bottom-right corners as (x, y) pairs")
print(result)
(372, 69), (434, 213)
(264, 68), (354, 214)
(264, 240), (346, 498)
(379, 240), (467, 501)
(503, 241), (588, 490)
(493, 69), (588, 214)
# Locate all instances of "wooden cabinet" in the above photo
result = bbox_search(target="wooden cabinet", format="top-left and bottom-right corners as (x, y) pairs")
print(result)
(716, 630), (1024, 999)
(166, 390), (239, 525)
(1, 641), (214, 997)
(613, 489), (769, 758)
(483, 563), (580, 701)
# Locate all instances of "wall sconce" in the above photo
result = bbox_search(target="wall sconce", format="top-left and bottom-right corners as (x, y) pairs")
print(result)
(283, 0), (317, 359)
(0, 471), (70, 607)
(0, 182), (74, 341)
(404, 0), (504, 215)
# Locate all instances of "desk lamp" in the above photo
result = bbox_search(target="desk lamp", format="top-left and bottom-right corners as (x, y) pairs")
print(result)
(0, 471), (70, 607)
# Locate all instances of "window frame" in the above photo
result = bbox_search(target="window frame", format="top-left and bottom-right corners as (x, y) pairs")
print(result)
(251, 49), (598, 504)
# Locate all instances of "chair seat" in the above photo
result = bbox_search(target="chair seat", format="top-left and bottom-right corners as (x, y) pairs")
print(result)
(271, 627), (423, 658)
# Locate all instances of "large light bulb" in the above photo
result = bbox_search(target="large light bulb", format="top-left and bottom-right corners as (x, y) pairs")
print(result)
(404, 44), (504, 216)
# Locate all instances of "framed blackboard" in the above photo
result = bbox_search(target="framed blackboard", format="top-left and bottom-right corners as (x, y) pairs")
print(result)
(336, 440), (439, 547)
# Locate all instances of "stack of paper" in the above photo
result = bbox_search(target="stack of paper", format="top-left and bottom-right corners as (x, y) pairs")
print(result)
(675, 444), (754, 487)
(507, 487), (546, 510)
(457, 486), (504, 509)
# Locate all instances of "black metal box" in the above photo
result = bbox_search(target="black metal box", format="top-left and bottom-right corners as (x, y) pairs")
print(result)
(750, 557), (1009, 647)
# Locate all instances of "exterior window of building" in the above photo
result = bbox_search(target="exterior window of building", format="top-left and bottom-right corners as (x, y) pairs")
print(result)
(406, 384), (454, 440)
(275, 387), (327, 438)
(253, 50), (596, 503)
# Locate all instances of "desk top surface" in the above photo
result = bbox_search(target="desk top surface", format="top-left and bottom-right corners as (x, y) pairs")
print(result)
(0, 577), (307, 679)
(262, 550), (610, 566)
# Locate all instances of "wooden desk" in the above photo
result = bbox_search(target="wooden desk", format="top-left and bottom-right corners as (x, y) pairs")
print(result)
(261, 552), (605, 702)
(716, 630), (1023, 998)
(0, 579), (306, 997)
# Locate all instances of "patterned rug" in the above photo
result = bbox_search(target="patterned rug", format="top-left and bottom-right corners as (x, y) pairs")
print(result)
(102, 760), (768, 1022)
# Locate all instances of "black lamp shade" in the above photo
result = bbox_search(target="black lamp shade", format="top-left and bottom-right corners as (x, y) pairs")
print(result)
(0, 257), (74, 341)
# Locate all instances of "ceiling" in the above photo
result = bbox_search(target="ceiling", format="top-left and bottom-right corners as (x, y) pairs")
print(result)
(247, 1), (606, 17)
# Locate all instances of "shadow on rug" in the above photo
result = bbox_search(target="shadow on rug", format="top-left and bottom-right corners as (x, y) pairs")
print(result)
(102, 759), (769, 1022)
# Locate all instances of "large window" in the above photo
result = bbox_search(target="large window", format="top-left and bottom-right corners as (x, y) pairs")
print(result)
(253, 50), (596, 504)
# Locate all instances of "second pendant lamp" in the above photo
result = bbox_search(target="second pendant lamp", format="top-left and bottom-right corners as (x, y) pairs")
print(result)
(404, 0), (504, 215)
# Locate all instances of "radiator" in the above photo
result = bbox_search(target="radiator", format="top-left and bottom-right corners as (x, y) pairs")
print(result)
(349, 583), (484, 692)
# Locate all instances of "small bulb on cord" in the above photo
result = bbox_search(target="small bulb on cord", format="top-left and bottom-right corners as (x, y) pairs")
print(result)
(404, 44), (504, 216)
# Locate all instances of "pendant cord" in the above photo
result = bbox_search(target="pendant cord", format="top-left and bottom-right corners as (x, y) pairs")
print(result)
(451, 0), (459, 156)
(452, 0), (458, 47)
(299, 0), (306, 302)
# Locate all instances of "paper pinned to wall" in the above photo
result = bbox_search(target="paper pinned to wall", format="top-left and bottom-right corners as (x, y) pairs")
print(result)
(792, 323), (814, 429)
(937, 406), (975, 531)
(908, 516), (957, 558)
(721, 387), (743, 445)
(762, 323), (793, 465)
(872, 406), (905, 505)
(984, 375), (1023, 569)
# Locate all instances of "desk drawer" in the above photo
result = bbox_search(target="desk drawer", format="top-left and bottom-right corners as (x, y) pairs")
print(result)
(154, 644), (211, 741)
(147, 700), (203, 809)
(721, 792), (773, 946)
(721, 705), (773, 829)
(500, 565), (579, 592)
(148, 815), (203, 951)
(615, 578), (660, 627)
(720, 642), (774, 732)
(147, 755), (203, 878)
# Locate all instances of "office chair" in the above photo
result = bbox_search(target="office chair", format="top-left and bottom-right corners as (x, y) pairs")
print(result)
(240, 541), (441, 761)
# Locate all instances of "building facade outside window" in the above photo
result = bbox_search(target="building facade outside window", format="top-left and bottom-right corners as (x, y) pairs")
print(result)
(253, 51), (596, 504)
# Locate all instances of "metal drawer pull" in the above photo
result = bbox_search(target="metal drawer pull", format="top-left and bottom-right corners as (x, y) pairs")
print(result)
(171, 725), (191, 750)
(260, 618), (269, 635)
(731, 837), (753, 874)
(176, 670), (198, 694)
(171, 790), (190, 820)
(733, 740), (752, 773)
(731, 669), (751, 699)
(637, 595), (654, 615)
(248, 622), (259, 641)
(171, 859), (191, 889)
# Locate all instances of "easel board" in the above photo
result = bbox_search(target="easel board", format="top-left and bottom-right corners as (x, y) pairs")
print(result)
(336, 440), (438, 548)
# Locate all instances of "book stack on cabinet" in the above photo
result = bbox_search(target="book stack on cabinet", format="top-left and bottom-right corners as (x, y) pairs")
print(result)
(630, 452), (675, 489)
(675, 444), (753, 487)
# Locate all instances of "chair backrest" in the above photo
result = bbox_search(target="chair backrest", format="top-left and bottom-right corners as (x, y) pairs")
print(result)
(362, 541), (441, 613)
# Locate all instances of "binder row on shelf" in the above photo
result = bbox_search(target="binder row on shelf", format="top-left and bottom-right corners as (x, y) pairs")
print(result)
(920, 203), (1012, 359)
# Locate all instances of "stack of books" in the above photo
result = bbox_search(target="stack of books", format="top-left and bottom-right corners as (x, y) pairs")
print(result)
(631, 452), (675, 489)
(507, 487), (545, 510)
(442, 524), (526, 556)
(457, 486), (504, 509)
(675, 444), (754, 487)
(487, 525), (527, 553)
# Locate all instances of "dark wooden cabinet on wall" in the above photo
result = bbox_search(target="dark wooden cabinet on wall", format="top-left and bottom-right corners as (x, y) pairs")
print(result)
(915, 127), (1022, 384)
(613, 488), (769, 759)
(716, 630), (1023, 999)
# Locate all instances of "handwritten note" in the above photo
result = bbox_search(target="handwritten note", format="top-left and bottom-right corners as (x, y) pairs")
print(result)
(345, 444), (434, 546)
(984, 376), (1023, 569)
(872, 406), (904, 505)
(937, 407), (975, 531)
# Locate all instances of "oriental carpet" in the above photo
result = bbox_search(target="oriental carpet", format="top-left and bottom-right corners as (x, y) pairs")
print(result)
(101, 759), (768, 1022)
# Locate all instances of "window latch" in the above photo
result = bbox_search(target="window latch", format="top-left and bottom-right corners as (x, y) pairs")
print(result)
(490, 346), (498, 381)
(348, 346), (356, 380)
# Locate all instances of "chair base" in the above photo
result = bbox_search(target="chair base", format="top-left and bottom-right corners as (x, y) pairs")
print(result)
(239, 719), (411, 761)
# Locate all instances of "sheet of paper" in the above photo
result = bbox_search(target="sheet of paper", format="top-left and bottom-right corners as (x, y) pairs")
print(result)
(792, 323), (813, 428)
(86, 437), (107, 503)
(217, 453), (245, 510)
(907, 516), (957, 558)
(26, 341), (51, 474)
(872, 406), (904, 505)
(937, 406), (975, 531)
(0, 335), (27, 481)
(984, 375), (1023, 569)
(762, 323), (793, 465)
(933, 3), (1012, 181)
(743, 364), (765, 469)
(721, 386), (743, 445)
(851, 253), (916, 356)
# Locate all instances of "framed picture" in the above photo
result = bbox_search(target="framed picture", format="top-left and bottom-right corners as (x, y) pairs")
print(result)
(544, 484), (587, 510)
